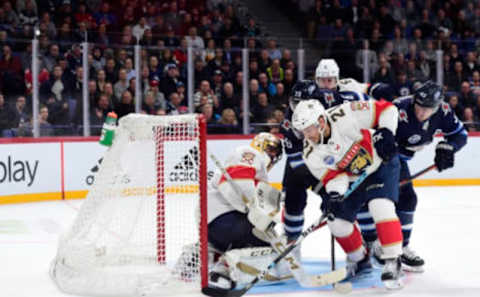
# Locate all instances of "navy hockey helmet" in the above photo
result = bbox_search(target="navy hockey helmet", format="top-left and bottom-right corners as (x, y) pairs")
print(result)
(413, 80), (444, 108)
(289, 79), (317, 111)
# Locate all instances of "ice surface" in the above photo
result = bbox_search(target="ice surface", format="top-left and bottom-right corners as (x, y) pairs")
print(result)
(1, 186), (479, 297)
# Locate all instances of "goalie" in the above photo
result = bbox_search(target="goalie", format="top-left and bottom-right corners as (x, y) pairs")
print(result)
(205, 132), (287, 289)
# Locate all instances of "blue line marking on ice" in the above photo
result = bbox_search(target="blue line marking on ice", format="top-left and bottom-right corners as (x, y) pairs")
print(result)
(249, 259), (385, 294)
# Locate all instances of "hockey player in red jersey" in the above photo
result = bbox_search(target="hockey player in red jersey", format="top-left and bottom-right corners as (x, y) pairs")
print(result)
(291, 98), (405, 289)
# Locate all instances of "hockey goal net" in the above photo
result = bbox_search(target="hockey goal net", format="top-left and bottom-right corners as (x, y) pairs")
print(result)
(50, 114), (208, 296)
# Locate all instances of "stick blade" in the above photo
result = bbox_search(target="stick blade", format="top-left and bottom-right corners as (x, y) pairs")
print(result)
(201, 286), (247, 297)
(307, 268), (348, 287)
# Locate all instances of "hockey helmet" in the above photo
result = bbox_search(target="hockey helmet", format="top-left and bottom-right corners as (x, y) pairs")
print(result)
(289, 79), (317, 111)
(250, 132), (283, 171)
(315, 59), (340, 87)
(292, 99), (326, 130)
(414, 80), (444, 109)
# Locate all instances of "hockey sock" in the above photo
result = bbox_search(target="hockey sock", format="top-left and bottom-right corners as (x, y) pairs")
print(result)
(396, 210), (414, 247)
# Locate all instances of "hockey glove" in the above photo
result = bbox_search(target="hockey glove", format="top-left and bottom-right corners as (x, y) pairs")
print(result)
(372, 128), (397, 162)
(434, 141), (454, 172)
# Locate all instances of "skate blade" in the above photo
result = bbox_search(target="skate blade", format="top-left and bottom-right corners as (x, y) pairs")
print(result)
(401, 263), (424, 273)
(383, 279), (404, 290)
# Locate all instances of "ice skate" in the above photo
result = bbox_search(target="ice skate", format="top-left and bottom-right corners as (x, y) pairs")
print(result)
(381, 257), (404, 290)
(401, 245), (425, 272)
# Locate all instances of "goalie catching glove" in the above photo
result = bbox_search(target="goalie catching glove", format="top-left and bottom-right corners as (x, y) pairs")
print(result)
(247, 182), (283, 232)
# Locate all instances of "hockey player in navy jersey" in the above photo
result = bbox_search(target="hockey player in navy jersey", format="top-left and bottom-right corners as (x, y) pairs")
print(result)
(315, 59), (395, 101)
(357, 80), (468, 272)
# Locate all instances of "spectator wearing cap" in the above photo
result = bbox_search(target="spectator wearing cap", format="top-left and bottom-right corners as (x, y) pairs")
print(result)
(210, 70), (223, 97)
(163, 25), (180, 47)
(175, 81), (187, 105)
(147, 79), (166, 107)
(160, 63), (181, 98)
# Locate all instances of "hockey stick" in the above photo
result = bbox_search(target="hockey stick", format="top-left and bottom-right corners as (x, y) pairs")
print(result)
(399, 164), (436, 187)
(206, 154), (342, 288)
(203, 156), (368, 297)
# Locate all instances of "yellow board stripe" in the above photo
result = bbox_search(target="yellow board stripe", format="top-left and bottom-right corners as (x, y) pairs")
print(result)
(1, 180), (480, 205)
(0, 192), (63, 204)
(412, 179), (480, 187)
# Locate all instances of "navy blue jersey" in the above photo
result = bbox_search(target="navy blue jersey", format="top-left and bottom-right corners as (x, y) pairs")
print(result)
(280, 88), (367, 169)
(394, 96), (468, 160)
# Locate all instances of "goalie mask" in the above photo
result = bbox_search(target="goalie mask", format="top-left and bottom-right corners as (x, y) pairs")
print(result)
(315, 59), (339, 89)
(250, 132), (283, 171)
(292, 99), (326, 144)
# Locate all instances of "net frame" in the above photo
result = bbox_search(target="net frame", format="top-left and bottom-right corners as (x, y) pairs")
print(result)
(50, 114), (208, 296)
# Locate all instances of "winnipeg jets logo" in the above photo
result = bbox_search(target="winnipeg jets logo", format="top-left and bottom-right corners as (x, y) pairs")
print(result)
(324, 93), (335, 107)
(399, 109), (408, 123)
(408, 134), (421, 144)
(441, 103), (450, 116)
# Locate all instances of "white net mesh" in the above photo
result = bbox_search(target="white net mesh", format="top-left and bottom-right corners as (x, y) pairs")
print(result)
(50, 114), (207, 296)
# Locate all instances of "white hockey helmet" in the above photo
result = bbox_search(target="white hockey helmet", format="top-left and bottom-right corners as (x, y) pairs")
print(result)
(315, 59), (340, 87)
(292, 99), (325, 131)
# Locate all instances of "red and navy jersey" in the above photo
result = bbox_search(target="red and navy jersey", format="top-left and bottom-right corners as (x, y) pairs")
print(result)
(394, 96), (468, 160)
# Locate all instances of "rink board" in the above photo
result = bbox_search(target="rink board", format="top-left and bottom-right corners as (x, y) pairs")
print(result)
(1, 134), (480, 204)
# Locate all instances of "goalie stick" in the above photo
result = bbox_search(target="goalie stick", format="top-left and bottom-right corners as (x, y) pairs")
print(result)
(202, 155), (368, 297)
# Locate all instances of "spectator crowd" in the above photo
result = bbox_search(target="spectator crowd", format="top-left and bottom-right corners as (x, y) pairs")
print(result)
(0, 0), (480, 137)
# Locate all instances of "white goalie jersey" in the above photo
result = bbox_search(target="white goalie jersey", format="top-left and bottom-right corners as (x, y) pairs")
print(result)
(207, 146), (270, 223)
(303, 100), (398, 195)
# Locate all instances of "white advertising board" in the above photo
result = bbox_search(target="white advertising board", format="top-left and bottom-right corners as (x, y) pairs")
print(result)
(0, 143), (61, 196)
